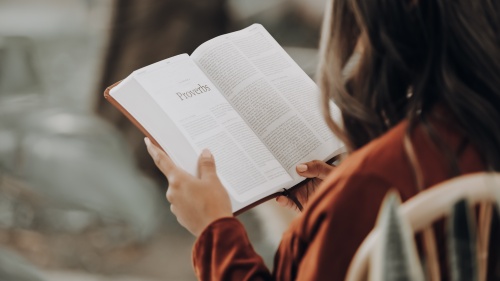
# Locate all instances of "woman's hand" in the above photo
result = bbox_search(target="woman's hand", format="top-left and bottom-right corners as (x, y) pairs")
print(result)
(144, 138), (232, 236)
(276, 160), (335, 211)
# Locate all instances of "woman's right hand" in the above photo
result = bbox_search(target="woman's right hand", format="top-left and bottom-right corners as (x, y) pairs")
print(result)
(276, 160), (335, 211)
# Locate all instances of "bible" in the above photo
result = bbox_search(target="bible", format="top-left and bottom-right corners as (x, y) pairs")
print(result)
(104, 24), (344, 214)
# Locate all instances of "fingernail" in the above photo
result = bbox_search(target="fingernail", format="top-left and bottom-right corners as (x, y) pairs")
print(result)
(276, 196), (286, 206)
(201, 148), (212, 159)
(144, 137), (158, 158)
(297, 164), (308, 173)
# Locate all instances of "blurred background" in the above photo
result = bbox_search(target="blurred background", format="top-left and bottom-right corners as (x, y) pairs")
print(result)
(0, 0), (326, 280)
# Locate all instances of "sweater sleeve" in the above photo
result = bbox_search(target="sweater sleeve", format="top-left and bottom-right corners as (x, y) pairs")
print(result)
(292, 174), (393, 281)
(191, 175), (394, 281)
(192, 217), (272, 281)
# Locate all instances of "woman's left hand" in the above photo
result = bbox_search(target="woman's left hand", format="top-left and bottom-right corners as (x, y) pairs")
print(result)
(144, 137), (233, 236)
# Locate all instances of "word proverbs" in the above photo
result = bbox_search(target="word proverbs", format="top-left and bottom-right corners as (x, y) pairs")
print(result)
(176, 84), (211, 101)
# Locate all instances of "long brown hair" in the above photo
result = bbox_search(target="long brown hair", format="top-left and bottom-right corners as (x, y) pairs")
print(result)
(318, 0), (500, 171)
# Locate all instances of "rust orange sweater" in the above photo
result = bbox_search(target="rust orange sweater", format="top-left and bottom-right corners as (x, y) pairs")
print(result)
(192, 118), (492, 280)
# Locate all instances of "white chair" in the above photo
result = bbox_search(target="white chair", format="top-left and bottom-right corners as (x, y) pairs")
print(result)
(345, 172), (500, 281)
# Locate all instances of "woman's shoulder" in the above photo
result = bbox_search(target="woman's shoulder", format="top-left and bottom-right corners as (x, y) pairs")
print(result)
(319, 119), (415, 199)
(295, 114), (484, 240)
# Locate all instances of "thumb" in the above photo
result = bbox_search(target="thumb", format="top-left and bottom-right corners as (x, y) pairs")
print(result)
(198, 149), (217, 180)
(296, 160), (335, 180)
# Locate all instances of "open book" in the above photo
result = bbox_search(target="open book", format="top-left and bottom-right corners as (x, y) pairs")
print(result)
(104, 24), (344, 214)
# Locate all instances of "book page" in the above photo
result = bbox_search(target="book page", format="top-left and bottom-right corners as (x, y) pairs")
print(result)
(191, 24), (343, 179)
(132, 54), (292, 203)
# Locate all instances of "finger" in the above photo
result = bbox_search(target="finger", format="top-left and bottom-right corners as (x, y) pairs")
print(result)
(296, 160), (335, 180)
(166, 188), (174, 203)
(145, 137), (177, 177)
(198, 149), (217, 180)
(276, 195), (288, 207)
(276, 196), (298, 210)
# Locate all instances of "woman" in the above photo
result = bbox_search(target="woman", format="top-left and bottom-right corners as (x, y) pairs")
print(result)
(144, 0), (500, 279)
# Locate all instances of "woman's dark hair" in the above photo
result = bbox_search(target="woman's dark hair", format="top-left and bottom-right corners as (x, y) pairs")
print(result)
(318, 0), (500, 171)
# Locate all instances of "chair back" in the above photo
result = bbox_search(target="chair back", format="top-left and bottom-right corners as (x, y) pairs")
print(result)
(345, 172), (500, 281)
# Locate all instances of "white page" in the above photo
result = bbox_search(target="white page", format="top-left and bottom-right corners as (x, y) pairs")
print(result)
(109, 64), (198, 175)
(191, 24), (344, 180)
(132, 54), (292, 203)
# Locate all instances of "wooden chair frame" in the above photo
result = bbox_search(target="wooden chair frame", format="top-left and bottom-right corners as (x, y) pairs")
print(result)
(345, 172), (500, 281)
